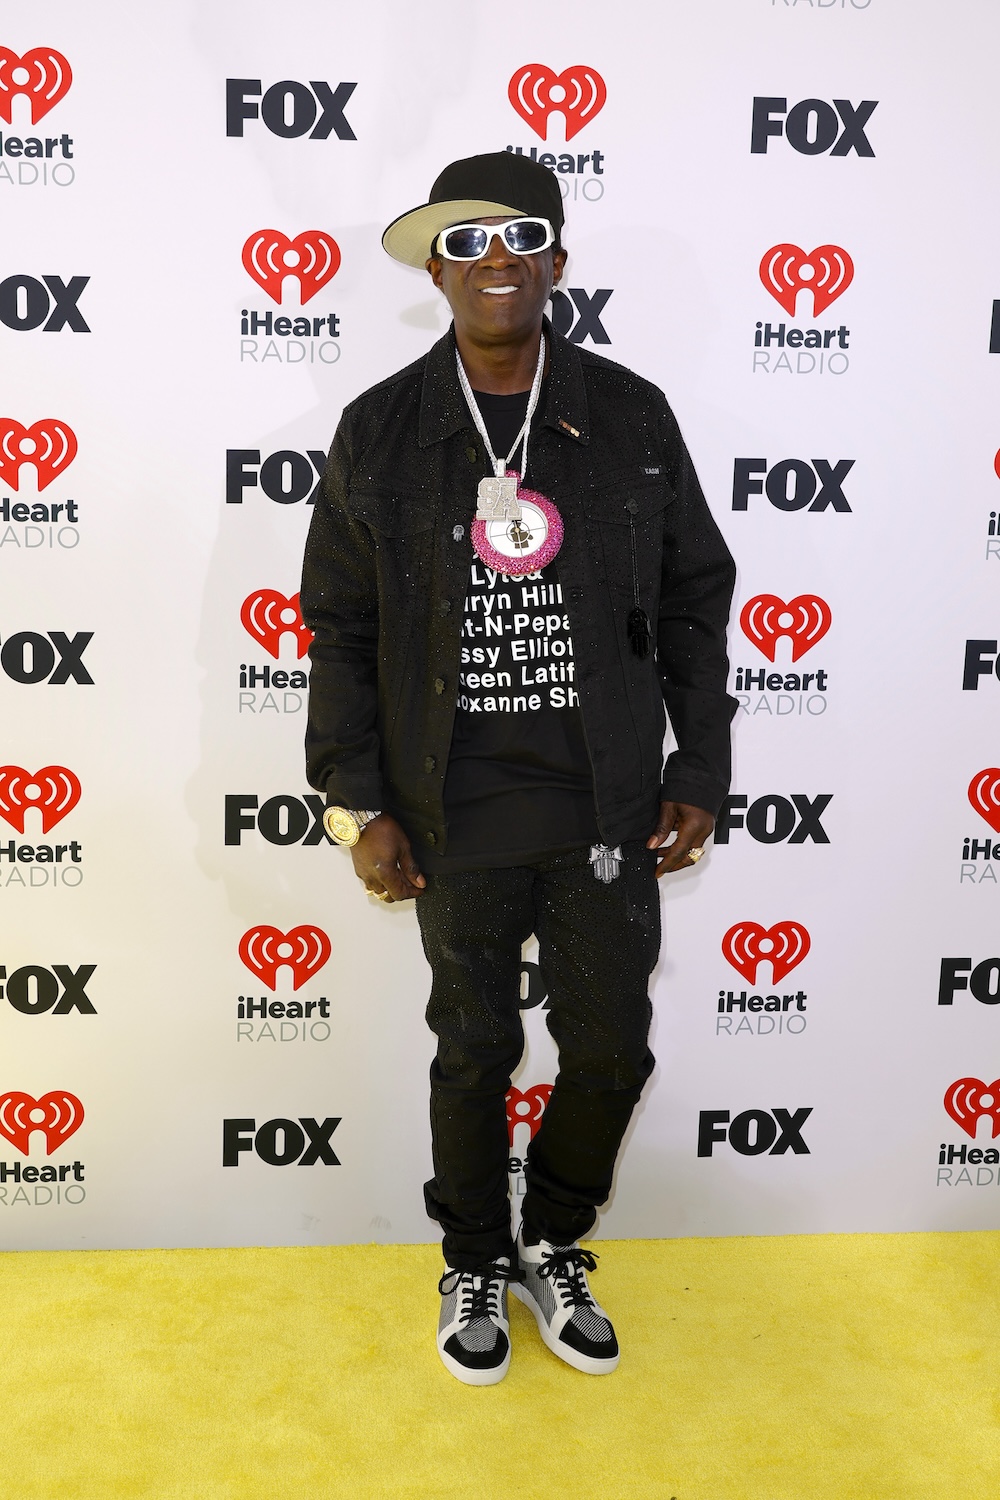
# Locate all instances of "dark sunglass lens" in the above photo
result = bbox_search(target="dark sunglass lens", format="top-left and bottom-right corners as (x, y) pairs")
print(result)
(505, 220), (548, 253)
(443, 226), (488, 258)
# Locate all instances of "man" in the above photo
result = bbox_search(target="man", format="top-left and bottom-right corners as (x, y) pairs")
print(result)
(301, 152), (736, 1385)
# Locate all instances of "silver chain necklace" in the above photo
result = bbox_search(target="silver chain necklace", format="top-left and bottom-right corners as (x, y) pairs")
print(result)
(456, 334), (546, 522)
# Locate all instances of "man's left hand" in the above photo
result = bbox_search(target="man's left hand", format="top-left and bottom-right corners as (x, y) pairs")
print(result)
(646, 800), (715, 877)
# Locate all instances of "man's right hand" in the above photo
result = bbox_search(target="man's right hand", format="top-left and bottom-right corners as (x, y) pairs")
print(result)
(350, 814), (427, 903)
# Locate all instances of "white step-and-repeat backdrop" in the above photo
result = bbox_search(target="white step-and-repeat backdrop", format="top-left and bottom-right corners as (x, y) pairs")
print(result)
(3, 0), (999, 1251)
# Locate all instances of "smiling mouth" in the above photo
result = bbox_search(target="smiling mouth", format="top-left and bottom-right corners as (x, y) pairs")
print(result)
(480, 285), (519, 295)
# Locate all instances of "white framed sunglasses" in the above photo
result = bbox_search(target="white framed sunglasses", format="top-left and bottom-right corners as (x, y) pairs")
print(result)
(436, 216), (555, 261)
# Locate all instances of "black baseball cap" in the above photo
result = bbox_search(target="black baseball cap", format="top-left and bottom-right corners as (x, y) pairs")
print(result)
(382, 151), (564, 268)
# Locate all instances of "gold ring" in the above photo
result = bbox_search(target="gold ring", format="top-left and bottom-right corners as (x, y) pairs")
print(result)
(375, 890), (391, 901)
(688, 847), (705, 862)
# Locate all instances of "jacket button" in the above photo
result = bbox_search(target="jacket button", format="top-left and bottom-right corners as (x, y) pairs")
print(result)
(434, 677), (446, 694)
(439, 599), (452, 615)
(424, 756), (436, 773)
(465, 445), (478, 463)
(626, 499), (639, 515)
(424, 831), (437, 845)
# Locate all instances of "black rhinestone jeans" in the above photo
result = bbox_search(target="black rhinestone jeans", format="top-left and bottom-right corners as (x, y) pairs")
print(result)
(415, 843), (659, 1271)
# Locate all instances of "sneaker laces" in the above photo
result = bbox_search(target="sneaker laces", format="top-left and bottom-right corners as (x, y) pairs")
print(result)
(438, 1261), (524, 1324)
(537, 1247), (600, 1309)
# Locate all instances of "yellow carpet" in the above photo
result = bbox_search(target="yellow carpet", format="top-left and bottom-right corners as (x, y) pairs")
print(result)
(2, 1233), (997, 1499)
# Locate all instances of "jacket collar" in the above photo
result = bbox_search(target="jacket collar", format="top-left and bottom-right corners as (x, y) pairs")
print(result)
(417, 317), (590, 449)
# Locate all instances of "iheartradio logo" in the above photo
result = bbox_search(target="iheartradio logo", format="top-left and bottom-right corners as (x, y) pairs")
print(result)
(943, 1078), (1000, 1140)
(968, 769), (1000, 834)
(759, 244), (854, 317)
(506, 1083), (553, 1146)
(239, 925), (331, 991)
(0, 419), (77, 491)
(740, 595), (831, 662)
(0, 765), (80, 833)
(0, 47), (72, 124)
(721, 922), (810, 984)
(0, 1090), (83, 1154)
(508, 64), (606, 140)
(240, 590), (313, 659)
(242, 230), (341, 306)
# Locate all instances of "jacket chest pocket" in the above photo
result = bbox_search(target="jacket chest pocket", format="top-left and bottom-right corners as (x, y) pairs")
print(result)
(348, 488), (436, 539)
(347, 489), (438, 614)
(587, 474), (674, 599)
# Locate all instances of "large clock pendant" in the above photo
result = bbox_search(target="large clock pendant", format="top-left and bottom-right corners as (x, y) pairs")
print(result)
(471, 470), (563, 577)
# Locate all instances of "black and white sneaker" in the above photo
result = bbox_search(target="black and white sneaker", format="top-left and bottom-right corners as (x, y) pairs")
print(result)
(513, 1227), (620, 1375)
(436, 1258), (521, 1385)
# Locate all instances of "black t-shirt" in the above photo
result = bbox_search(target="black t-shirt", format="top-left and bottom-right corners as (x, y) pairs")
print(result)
(423, 387), (599, 872)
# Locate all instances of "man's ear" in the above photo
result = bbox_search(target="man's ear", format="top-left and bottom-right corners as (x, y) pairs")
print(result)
(426, 256), (444, 290)
(552, 247), (568, 287)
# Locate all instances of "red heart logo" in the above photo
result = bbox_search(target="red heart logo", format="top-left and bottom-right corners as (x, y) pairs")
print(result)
(968, 769), (1000, 834)
(241, 229), (341, 305)
(0, 418), (77, 492)
(0, 1091), (84, 1155)
(240, 590), (313, 660)
(505, 1084), (553, 1146)
(239, 925), (331, 991)
(0, 765), (81, 834)
(508, 64), (607, 141)
(721, 922), (811, 985)
(740, 594), (831, 662)
(759, 243), (854, 317)
(0, 48), (73, 125)
(943, 1078), (1000, 1140)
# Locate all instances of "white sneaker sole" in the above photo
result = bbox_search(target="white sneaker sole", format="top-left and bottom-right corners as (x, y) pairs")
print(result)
(437, 1337), (511, 1386)
(511, 1281), (620, 1375)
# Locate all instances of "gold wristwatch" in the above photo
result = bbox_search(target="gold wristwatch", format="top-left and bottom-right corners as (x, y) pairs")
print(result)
(323, 807), (382, 847)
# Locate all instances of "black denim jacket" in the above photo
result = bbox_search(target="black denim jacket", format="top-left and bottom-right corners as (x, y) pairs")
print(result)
(300, 321), (737, 856)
